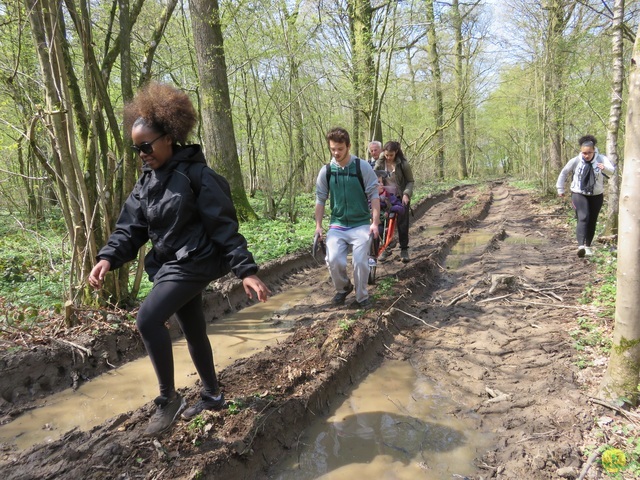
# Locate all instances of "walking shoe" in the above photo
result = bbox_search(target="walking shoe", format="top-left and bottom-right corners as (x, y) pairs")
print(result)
(379, 249), (392, 262)
(144, 392), (185, 437)
(400, 249), (410, 263)
(585, 246), (594, 256)
(351, 298), (373, 310)
(577, 246), (586, 258)
(331, 282), (354, 305)
(182, 392), (226, 420)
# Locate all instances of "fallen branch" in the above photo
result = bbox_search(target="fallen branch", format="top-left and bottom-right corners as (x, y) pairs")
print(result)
(589, 397), (640, 424)
(507, 300), (582, 309)
(477, 293), (512, 304)
(577, 448), (600, 480)
(393, 308), (445, 331)
(51, 337), (93, 360)
(385, 294), (405, 313)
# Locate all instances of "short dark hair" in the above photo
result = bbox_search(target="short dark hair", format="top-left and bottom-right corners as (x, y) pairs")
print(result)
(326, 127), (350, 147)
(578, 135), (597, 147)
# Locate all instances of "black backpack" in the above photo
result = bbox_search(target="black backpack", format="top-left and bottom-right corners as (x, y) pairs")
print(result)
(176, 162), (233, 201)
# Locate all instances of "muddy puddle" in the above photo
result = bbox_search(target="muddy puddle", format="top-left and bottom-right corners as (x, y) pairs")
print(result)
(268, 360), (492, 479)
(446, 230), (494, 269)
(0, 287), (311, 451)
(446, 229), (547, 269)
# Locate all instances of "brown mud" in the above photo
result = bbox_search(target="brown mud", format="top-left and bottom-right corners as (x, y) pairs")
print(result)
(0, 182), (612, 479)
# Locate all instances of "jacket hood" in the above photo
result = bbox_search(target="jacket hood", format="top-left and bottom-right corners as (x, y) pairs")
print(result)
(141, 144), (206, 175)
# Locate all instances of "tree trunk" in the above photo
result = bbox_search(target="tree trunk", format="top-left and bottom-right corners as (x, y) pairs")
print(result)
(543, 0), (574, 190)
(189, 0), (257, 221)
(604, 0), (625, 236)
(25, 0), (95, 305)
(452, 0), (467, 179)
(599, 22), (640, 406)
(348, 0), (376, 157)
(426, 0), (445, 179)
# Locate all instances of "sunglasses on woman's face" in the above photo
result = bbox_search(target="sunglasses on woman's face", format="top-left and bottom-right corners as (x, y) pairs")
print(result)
(131, 134), (165, 155)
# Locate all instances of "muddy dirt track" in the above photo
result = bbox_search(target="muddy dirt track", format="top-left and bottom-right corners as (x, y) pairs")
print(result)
(0, 182), (607, 479)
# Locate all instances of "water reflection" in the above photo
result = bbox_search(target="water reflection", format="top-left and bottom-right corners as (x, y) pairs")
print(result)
(270, 360), (491, 479)
(0, 287), (311, 450)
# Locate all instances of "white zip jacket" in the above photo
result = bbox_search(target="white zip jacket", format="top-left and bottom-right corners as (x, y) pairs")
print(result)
(556, 153), (615, 196)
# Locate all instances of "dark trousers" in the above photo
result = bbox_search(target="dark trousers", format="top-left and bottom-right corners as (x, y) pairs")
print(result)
(572, 192), (603, 247)
(136, 279), (219, 398)
(397, 202), (410, 250)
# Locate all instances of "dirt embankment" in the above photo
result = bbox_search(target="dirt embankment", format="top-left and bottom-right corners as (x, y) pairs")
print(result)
(0, 182), (609, 479)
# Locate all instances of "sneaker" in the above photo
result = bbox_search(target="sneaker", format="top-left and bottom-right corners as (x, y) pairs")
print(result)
(577, 246), (586, 258)
(400, 249), (410, 263)
(331, 282), (354, 305)
(182, 392), (225, 420)
(585, 246), (594, 256)
(351, 298), (373, 310)
(144, 392), (185, 437)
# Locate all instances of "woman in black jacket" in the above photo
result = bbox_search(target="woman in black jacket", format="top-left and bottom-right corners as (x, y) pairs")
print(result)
(88, 83), (270, 437)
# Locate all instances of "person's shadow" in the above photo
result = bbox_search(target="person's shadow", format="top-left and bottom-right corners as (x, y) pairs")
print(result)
(285, 410), (467, 478)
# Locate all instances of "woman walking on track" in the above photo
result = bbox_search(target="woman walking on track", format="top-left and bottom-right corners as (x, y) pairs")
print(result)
(88, 83), (270, 436)
(556, 134), (615, 258)
(374, 141), (415, 263)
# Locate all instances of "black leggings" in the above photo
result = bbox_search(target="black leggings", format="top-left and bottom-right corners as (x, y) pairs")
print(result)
(398, 202), (410, 250)
(136, 279), (219, 398)
(571, 192), (603, 247)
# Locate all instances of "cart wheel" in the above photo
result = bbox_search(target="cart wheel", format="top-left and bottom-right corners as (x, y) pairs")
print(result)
(368, 261), (377, 285)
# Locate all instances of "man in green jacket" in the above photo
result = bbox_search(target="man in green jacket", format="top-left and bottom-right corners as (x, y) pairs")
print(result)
(315, 127), (380, 309)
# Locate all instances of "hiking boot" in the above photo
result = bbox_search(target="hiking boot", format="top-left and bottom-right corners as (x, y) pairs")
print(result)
(379, 249), (392, 262)
(144, 392), (185, 437)
(400, 249), (410, 263)
(331, 282), (354, 305)
(577, 246), (586, 258)
(351, 298), (373, 310)
(182, 392), (226, 420)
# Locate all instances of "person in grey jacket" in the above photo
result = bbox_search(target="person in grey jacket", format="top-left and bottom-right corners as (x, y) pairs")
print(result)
(556, 134), (615, 257)
(88, 83), (270, 437)
(374, 141), (415, 263)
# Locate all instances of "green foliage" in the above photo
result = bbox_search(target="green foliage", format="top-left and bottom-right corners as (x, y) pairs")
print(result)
(374, 277), (396, 298)
(569, 317), (611, 353)
(187, 415), (207, 432)
(338, 317), (355, 332)
(227, 399), (244, 415)
(578, 249), (617, 318)
(508, 179), (540, 192)
(460, 200), (478, 216)
(0, 216), (68, 328)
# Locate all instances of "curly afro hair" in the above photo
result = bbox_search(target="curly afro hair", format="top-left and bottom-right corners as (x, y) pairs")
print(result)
(124, 82), (197, 145)
(578, 134), (597, 147)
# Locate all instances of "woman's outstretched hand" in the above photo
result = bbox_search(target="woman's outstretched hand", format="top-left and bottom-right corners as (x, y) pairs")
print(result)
(88, 259), (111, 289)
(242, 275), (271, 302)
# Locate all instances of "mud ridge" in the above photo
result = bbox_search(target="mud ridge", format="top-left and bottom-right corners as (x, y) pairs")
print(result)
(0, 184), (470, 419)
(1, 185), (489, 479)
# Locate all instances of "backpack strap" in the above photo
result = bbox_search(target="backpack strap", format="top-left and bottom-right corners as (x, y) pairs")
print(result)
(325, 158), (365, 193)
(176, 162), (204, 197)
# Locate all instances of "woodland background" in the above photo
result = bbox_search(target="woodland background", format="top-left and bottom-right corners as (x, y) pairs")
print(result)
(0, 0), (638, 308)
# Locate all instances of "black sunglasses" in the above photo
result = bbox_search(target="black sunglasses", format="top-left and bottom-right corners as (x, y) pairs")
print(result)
(131, 134), (165, 155)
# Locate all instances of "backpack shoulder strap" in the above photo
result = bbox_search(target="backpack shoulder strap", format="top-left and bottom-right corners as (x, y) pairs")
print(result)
(325, 163), (332, 190)
(355, 157), (365, 192)
(176, 162), (205, 197)
(325, 160), (365, 193)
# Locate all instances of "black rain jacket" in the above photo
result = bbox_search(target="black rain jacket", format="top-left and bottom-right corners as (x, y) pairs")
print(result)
(97, 144), (258, 283)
